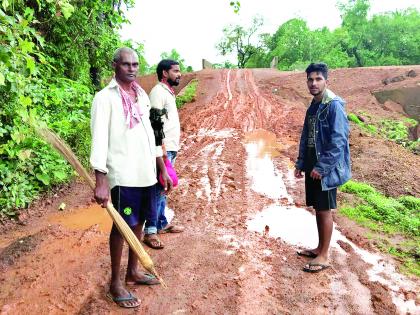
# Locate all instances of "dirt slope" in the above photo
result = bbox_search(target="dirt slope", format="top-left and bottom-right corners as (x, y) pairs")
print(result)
(0, 67), (419, 315)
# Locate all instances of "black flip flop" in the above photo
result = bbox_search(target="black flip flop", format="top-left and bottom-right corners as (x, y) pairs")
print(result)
(297, 250), (318, 258)
(126, 273), (160, 286)
(106, 292), (140, 308)
(302, 263), (331, 273)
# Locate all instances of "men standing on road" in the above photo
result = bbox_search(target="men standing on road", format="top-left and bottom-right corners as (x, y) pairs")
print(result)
(143, 59), (185, 249)
(90, 47), (172, 308)
(294, 63), (351, 273)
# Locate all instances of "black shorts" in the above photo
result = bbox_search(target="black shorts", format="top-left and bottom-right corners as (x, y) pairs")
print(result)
(111, 185), (156, 227)
(305, 174), (337, 211)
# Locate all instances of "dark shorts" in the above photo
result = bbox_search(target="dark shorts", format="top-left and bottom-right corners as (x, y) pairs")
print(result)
(305, 174), (337, 211)
(111, 185), (156, 227)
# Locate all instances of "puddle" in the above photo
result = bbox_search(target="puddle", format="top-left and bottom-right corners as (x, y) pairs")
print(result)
(244, 129), (419, 314)
(244, 129), (291, 201)
(48, 205), (175, 233)
(247, 204), (344, 253)
(48, 204), (113, 232)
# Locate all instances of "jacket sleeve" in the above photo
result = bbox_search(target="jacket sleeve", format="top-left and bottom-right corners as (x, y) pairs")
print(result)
(314, 101), (349, 176)
(90, 92), (111, 173)
(295, 114), (308, 170)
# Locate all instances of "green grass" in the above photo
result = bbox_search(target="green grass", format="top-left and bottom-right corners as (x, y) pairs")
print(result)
(339, 180), (420, 276)
(348, 112), (419, 151)
(340, 181), (419, 237)
(347, 113), (377, 134)
(176, 79), (198, 109)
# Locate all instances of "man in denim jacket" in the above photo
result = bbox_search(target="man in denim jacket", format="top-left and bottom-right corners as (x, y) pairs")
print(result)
(295, 63), (351, 273)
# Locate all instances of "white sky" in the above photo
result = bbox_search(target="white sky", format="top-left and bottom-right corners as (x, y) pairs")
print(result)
(121, 0), (419, 70)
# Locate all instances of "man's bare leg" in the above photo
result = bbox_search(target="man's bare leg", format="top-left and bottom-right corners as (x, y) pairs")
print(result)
(125, 220), (159, 283)
(109, 224), (139, 307)
(303, 210), (334, 271)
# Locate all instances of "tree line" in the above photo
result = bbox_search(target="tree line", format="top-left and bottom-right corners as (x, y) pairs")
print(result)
(217, 0), (420, 69)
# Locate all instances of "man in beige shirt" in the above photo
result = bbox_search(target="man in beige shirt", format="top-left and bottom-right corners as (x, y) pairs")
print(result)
(90, 47), (172, 308)
(143, 59), (184, 249)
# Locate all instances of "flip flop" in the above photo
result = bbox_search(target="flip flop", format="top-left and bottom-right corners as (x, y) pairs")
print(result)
(158, 224), (184, 234)
(106, 292), (140, 308)
(297, 250), (318, 258)
(143, 234), (164, 249)
(302, 263), (331, 273)
(126, 273), (160, 286)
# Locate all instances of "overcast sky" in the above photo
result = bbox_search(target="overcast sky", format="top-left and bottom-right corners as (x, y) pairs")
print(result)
(121, 0), (419, 70)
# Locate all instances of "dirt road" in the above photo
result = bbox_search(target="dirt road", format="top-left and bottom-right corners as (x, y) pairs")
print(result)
(0, 68), (419, 314)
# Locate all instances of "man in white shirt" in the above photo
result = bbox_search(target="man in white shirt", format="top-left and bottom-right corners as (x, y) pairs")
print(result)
(90, 47), (172, 308)
(143, 59), (184, 249)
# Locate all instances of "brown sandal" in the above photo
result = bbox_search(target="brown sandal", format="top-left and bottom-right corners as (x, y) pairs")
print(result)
(143, 234), (164, 249)
(158, 224), (185, 234)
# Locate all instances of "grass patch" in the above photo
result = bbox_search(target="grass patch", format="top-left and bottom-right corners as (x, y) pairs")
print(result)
(347, 113), (377, 134)
(176, 79), (198, 109)
(348, 113), (419, 152)
(339, 180), (420, 276)
(340, 180), (419, 236)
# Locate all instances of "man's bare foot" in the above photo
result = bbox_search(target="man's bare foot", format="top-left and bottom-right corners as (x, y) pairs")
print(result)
(302, 255), (330, 273)
(143, 233), (164, 249)
(158, 224), (184, 234)
(108, 282), (140, 308)
(297, 248), (320, 258)
(126, 270), (160, 285)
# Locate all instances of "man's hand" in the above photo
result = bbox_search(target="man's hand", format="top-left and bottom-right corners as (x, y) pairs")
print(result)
(162, 144), (167, 160)
(94, 171), (109, 208)
(156, 156), (173, 194)
(294, 168), (304, 178)
(161, 171), (173, 194)
(310, 169), (322, 180)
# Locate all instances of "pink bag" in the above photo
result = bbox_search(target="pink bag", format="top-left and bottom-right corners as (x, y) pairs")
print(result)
(159, 158), (178, 187)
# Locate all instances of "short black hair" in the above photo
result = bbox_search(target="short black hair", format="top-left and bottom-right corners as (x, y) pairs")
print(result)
(156, 59), (179, 81)
(305, 63), (328, 80)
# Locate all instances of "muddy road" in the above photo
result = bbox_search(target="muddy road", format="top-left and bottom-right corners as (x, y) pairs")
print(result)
(1, 68), (419, 314)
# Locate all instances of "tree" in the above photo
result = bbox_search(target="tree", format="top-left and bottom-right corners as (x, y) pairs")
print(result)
(159, 49), (193, 73)
(216, 16), (264, 68)
(338, 0), (370, 66)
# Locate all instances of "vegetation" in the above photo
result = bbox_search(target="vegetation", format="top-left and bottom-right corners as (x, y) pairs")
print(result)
(347, 113), (377, 134)
(339, 180), (420, 275)
(218, 0), (420, 69)
(216, 16), (267, 68)
(0, 0), (140, 216)
(348, 112), (419, 152)
(176, 79), (198, 109)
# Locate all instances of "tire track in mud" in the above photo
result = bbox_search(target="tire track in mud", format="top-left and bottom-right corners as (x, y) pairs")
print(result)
(180, 69), (417, 314)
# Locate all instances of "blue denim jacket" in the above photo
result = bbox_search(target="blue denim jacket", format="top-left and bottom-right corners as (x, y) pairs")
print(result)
(295, 89), (351, 191)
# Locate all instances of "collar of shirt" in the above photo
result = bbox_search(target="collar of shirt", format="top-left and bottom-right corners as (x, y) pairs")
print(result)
(159, 81), (175, 96)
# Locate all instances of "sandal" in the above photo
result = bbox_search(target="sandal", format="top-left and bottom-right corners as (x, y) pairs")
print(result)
(143, 234), (164, 249)
(126, 273), (160, 286)
(297, 250), (318, 258)
(106, 292), (140, 308)
(158, 224), (185, 234)
(302, 262), (331, 273)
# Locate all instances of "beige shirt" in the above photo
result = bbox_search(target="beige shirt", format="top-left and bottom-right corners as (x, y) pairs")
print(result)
(149, 82), (181, 153)
(90, 79), (160, 189)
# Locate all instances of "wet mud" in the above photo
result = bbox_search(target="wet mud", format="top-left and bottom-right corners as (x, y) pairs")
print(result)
(1, 67), (419, 314)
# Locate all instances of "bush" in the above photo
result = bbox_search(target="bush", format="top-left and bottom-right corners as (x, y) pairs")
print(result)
(176, 79), (198, 109)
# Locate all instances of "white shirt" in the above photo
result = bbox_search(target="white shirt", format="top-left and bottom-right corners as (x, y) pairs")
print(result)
(149, 82), (181, 153)
(90, 79), (160, 189)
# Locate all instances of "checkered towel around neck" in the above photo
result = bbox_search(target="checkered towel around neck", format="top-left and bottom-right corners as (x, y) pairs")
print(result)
(119, 81), (145, 129)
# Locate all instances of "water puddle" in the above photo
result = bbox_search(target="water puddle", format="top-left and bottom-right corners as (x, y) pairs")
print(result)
(48, 204), (112, 232)
(48, 205), (174, 233)
(244, 129), (419, 314)
(244, 129), (291, 201)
